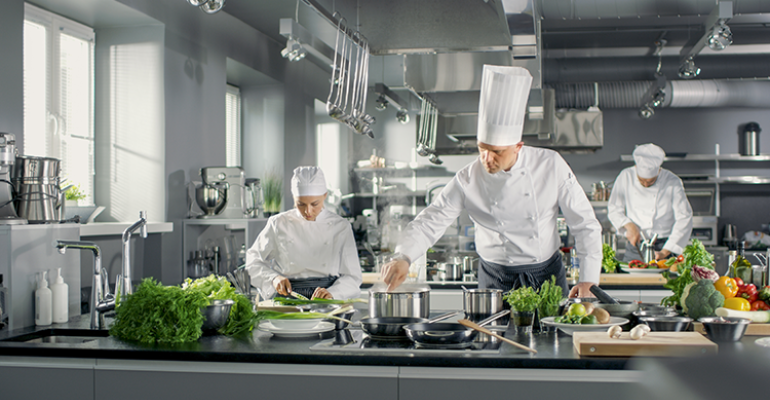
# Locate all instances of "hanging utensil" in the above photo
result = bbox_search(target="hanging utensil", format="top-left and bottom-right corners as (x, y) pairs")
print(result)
(458, 319), (538, 354)
(326, 14), (346, 119)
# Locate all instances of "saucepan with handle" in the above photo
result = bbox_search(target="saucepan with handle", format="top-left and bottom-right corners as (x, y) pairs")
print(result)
(359, 311), (462, 339)
(403, 309), (511, 346)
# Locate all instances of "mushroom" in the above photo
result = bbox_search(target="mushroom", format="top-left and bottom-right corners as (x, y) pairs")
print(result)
(607, 325), (622, 339)
(638, 324), (651, 333)
(630, 325), (647, 340)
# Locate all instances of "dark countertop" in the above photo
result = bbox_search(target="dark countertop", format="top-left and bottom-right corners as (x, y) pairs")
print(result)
(2, 313), (767, 370)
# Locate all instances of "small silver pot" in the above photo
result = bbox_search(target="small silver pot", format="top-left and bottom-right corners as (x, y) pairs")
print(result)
(436, 262), (463, 281)
(463, 288), (504, 325)
(369, 286), (430, 318)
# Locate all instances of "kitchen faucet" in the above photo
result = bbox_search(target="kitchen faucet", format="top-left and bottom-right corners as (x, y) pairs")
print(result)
(55, 240), (112, 329)
(120, 211), (148, 299)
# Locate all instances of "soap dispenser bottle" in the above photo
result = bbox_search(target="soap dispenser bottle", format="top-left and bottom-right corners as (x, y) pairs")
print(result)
(50, 268), (69, 323)
(35, 271), (52, 326)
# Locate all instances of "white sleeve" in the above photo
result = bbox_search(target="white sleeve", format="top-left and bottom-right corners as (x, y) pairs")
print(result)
(663, 179), (693, 254)
(395, 176), (465, 263)
(327, 224), (363, 300)
(607, 171), (633, 234)
(556, 161), (603, 284)
(245, 220), (281, 299)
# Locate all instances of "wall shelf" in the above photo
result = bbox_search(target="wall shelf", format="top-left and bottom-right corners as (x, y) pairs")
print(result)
(620, 153), (770, 162)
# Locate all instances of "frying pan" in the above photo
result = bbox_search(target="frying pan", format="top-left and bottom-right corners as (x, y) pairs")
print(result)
(359, 311), (461, 339)
(403, 309), (510, 346)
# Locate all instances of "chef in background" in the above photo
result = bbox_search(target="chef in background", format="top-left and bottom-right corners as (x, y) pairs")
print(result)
(608, 143), (693, 262)
(381, 65), (603, 298)
(246, 166), (362, 300)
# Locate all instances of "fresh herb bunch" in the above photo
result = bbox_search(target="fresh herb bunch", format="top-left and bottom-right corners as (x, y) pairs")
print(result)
(601, 243), (620, 273)
(537, 276), (563, 318)
(661, 238), (715, 307)
(503, 286), (540, 312)
(109, 278), (209, 343)
(262, 170), (283, 213)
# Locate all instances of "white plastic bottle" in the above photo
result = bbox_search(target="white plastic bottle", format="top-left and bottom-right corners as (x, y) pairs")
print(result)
(50, 268), (69, 324)
(35, 271), (52, 326)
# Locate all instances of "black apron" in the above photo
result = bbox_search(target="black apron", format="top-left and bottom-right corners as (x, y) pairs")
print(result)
(287, 276), (338, 299)
(478, 251), (567, 297)
(622, 237), (668, 262)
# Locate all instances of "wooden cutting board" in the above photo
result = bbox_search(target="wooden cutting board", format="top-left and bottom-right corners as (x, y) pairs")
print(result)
(693, 322), (770, 336)
(573, 331), (717, 357)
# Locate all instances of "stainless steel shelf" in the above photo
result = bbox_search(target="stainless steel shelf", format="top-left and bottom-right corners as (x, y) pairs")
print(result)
(620, 153), (770, 162)
(351, 191), (426, 198)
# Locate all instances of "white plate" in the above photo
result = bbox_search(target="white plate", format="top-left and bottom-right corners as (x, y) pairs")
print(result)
(620, 267), (664, 274)
(268, 318), (325, 330)
(755, 337), (770, 348)
(258, 321), (334, 337)
(540, 316), (629, 336)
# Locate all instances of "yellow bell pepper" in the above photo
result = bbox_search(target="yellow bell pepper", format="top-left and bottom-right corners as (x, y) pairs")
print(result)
(723, 297), (751, 311)
(714, 276), (738, 298)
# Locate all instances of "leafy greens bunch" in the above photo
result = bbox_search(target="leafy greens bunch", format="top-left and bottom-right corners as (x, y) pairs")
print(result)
(537, 276), (564, 318)
(602, 243), (620, 273)
(182, 275), (260, 336)
(503, 286), (540, 312)
(661, 238), (715, 308)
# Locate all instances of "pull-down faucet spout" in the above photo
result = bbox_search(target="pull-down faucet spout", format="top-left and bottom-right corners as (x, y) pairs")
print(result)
(119, 211), (147, 299)
(55, 240), (110, 329)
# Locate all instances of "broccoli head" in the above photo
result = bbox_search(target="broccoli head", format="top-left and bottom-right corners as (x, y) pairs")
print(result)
(681, 279), (725, 321)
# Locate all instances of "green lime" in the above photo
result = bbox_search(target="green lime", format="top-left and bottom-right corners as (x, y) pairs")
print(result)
(580, 314), (597, 325)
(567, 303), (587, 317)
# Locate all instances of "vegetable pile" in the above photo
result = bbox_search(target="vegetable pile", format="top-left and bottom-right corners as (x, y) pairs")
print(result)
(109, 275), (259, 343)
(660, 238), (715, 308)
(601, 243), (620, 273)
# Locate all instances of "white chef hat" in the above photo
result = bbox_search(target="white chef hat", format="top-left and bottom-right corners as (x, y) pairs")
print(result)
(633, 143), (666, 179)
(477, 65), (533, 146)
(291, 166), (327, 197)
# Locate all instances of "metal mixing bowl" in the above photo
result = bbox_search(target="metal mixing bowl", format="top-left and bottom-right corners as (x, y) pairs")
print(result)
(698, 317), (751, 342)
(195, 183), (228, 216)
(201, 299), (234, 331)
(638, 316), (692, 332)
(593, 301), (640, 319)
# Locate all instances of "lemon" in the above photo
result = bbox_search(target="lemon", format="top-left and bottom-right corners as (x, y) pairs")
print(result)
(567, 303), (587, 317)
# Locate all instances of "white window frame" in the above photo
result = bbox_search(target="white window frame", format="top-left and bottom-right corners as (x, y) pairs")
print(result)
(23, 3), (95, 206)
(225, 84), (242, 167)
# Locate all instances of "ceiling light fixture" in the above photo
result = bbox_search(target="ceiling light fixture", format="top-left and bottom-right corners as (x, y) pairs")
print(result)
(678, 57), (701, 79)
(281, 37), (307, 62)
(199, 0), (225, 14)
(375, 94), (388, 111)
(678, 1), (732, 79)
(708, 21), (733, 51)
(396, 109), (410, 124)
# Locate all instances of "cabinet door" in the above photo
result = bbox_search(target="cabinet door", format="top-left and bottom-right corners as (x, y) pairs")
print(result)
(0, 356), (95, 400)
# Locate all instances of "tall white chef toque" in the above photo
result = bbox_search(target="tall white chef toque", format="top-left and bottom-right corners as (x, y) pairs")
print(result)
(477, 65), (533, 146)
(633, 143), (666, 179)
(291, 166), (327, 197)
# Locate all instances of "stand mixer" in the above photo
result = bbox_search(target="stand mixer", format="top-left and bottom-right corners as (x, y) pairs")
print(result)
(195, 166), (247, 219)
(0, 133), (26, 225)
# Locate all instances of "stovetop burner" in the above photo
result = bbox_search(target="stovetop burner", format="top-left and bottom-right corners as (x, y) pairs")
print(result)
(310, 329), (503, 354)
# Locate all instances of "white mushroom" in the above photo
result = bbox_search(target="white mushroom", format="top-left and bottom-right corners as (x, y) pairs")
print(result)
(630, 325), (647, 340)
(607, 325), (622, 339)
(638, 324), (651, 333)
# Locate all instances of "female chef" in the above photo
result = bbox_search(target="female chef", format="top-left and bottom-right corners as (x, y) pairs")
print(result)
(245, 166), (362, 300)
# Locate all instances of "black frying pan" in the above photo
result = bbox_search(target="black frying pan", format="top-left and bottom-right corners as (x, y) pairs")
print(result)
(403, 309), (510, 346)
(359, 311), (461, 339)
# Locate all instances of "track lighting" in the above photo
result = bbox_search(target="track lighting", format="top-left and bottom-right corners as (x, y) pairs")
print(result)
(678, 57), (700, 79)
(375, 95), (388, 111)
(281, 38), (307, 62)
(396, 109), (410, 124)
(638, 105), (654, 120)
(708, 21), (732, 51)
(186, 0), (225, 15)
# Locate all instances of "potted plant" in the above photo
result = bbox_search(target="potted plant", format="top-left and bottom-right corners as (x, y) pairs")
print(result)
(262, 170), (282, 217)
(503, 286), (540, 332)
(64, 183), (87, 207)
(537, 276), (564, 333)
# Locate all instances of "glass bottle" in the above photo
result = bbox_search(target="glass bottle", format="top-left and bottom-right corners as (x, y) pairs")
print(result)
(731, 242), (752, 283)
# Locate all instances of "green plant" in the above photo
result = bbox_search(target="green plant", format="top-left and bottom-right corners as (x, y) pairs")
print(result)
(263, 170), (283, 213)
(503, 286), (540, 312)
(64, 183), (87, 201)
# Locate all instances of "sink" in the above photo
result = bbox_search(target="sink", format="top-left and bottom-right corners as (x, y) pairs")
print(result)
(2, 329), (109, 344)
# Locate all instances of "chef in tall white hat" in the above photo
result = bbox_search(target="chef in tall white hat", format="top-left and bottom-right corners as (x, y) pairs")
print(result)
(246, 166), (362, 300)
(381, 65), (603, 298)
(608, 144), (693, 262)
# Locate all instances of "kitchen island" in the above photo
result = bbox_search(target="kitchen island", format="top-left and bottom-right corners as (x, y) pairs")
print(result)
(1, 313), (768, 400)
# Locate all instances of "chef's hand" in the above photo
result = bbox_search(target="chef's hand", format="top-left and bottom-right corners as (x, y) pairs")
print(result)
(312, 287), (333, 300)
(568, 282), (596, 298)
(654, 249), (671, 260)
(382, 259), (409, 291)
(272, 276), (291, 296)
(623, 223), (641, 246)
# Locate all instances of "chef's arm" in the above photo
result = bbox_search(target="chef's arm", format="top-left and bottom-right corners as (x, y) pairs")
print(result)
(245, 222), (281, 299)
(662, 182), (693, 255)
(557, 170), (603, 286)
(327, 226), (364, 300)
(384, 178), (465, 290)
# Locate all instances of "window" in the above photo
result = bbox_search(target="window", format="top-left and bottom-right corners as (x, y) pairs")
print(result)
(225, 84), (241, 167)
(23, 3), (95, 205)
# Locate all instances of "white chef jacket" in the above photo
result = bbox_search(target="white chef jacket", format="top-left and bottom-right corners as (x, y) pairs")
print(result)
(246, 208), (362, 300)
(395, 146), (604, 284)
(607, 166), (693, 255)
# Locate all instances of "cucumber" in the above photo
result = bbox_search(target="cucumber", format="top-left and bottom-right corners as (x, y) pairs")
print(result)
(714, 307), (770, 323)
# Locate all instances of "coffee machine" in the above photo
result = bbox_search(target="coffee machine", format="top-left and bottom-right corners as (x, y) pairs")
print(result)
(197, 166), (247, 219)
(0, 133), (26, 225)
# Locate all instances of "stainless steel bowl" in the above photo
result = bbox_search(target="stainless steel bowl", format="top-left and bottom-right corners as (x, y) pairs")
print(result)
(201, 299), (234, 331)
(593, 301), (640, 319)
(638, 316), (692, 332)
(698, 317), (751, 342)
(195, 182), (228, 216)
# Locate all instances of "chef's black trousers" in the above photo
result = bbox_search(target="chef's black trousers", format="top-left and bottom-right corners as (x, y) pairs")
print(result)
(478, 251), (568, 297)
